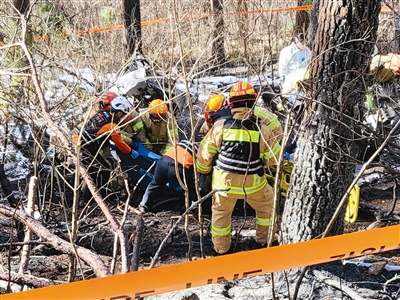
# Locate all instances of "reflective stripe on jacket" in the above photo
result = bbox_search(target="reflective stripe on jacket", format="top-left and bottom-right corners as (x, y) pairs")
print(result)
(254, 106), (282, 157)
(141, 111), (179, 148)
(215, 116), (264, 176)
(196, 107), (280, 195)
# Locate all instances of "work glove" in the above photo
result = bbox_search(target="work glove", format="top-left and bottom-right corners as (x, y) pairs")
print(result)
(131, 150), (139, 159)
(198, 173), (212, 196)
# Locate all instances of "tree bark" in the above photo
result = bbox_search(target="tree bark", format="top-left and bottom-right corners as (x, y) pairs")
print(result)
(211, 0), (225, 64)
(123, 0), (142, 55)
(395, 1), (400, 52)
(294, 0), (310, 35)
(12, 0), (29, 15)
(130, 217), (144, 271)
(280, 0), (381, 292)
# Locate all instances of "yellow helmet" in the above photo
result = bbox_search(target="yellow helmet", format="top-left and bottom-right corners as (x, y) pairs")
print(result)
(148, 99), (168, 115)
(204, 95), (227, 123)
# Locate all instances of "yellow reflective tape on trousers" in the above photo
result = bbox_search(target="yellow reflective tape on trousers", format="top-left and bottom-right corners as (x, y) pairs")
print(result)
(3, 225), (400, 300)
(211, 224), (231, 236)
(212, 169), (267, 195)
(222, 128), (260, 143)
(256, 216), (271, 227)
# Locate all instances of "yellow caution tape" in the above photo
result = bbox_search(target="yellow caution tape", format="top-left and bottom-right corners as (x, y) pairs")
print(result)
(2, 224), (399, 300)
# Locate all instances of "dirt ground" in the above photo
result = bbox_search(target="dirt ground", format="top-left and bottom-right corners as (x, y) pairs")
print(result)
(1, 174), (400, 299)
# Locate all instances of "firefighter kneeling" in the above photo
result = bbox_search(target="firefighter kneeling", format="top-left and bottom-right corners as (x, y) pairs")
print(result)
(196, 81), (281, 254)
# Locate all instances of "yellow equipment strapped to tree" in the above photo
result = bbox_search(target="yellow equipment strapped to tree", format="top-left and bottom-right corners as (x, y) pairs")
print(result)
(266, 161), (360, 222)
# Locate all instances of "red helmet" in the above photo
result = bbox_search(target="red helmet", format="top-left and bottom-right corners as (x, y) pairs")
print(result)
(98, 91), (118, 110)
(228, 81), (257, 105)
(204, 94), (227, 124)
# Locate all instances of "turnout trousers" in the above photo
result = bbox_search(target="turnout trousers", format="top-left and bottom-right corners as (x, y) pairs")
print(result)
(211, 171), (275, 254)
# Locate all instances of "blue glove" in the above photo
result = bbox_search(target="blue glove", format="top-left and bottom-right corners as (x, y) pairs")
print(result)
(131, 150), (139, 159)
(284, 152), (291, 161)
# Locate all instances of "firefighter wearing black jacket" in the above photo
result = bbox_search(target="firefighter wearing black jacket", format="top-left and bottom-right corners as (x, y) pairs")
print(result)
(73, 96), (137, 206)
(196, 81), (281, 254)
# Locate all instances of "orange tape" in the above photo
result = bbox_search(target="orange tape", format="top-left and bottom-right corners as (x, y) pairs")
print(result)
(28, 5), (396, 42)
(2, 224), (399, 300)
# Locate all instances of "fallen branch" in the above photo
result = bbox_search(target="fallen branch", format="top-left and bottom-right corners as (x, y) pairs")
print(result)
(343, 260), (400, 272)
(18, 176), (37, 274)
(313, 270), (365, 300)
(0, 204), (110, 277)
(0, 271), (63, 288)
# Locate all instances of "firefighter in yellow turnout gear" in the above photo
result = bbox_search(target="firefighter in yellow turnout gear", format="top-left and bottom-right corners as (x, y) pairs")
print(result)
(141, 99), (179, 154)
(200, 95), (283, 156)
(196, 81), (281, 254)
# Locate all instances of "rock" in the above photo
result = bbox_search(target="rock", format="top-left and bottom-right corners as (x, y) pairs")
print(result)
(181, 292), (200, 300)
(368, 261), (387, 275)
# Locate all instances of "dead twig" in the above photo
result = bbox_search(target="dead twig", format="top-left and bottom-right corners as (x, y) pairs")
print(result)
(18, 176), (37, 275)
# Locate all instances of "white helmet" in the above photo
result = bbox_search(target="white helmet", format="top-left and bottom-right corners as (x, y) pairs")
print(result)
(110, 96), (132, 114)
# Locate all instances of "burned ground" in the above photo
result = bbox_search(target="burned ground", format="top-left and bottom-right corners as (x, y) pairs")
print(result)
(0, 172), (400, 299)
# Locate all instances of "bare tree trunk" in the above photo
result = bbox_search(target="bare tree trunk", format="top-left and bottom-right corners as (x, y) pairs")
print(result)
(211, 0), (225, 64)
(280, 0), (381, 295)
(123, 0), (142, 55)
(294, 0), (310, 35)
(237, 0), (248, 38)
(395, 0), (400, 52)
(130, 217), (144, 271)
(12, 0), (29, 15)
